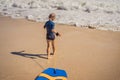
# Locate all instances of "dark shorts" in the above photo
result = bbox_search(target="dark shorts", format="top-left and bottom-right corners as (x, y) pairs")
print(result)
(46, 33), (55, 40)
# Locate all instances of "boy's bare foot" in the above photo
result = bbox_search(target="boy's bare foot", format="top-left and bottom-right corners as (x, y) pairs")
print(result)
(47, 56), (52, 59)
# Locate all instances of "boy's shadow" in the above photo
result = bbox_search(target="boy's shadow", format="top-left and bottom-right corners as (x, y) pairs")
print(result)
(11, 51), (48, 59)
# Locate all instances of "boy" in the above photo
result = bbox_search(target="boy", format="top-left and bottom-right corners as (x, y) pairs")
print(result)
(44, 13), (61, 59)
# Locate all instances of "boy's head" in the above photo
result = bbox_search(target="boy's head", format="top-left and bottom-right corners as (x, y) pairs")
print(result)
(49, 13), (56, 21)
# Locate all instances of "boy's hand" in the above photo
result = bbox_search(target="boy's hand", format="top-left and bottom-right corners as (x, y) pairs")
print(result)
(56, 32), (61, 36)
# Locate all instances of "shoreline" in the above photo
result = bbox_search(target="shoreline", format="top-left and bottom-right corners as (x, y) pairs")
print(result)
(0, 12), (120, 32)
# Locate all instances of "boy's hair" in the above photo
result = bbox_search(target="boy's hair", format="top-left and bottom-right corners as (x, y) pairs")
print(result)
(49, 13), (55, 18)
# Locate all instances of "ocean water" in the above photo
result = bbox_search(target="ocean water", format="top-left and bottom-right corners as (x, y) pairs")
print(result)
(0, 0), (120, 31)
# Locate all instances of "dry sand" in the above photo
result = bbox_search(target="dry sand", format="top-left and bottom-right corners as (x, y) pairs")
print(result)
(0, 15), (120, 80)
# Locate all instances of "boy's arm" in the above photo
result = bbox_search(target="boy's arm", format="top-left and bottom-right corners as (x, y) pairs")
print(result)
(52, 29), (61, 36)
(44, 25), (46, 29)
(44, 22), (47, 29)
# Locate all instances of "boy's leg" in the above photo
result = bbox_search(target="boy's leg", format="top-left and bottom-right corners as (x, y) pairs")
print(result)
(47, 40), (51, 58)
(52, 40), (55, 55)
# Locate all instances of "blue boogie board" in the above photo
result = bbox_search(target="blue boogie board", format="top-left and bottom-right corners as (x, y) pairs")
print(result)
(35, 68), (67, 80)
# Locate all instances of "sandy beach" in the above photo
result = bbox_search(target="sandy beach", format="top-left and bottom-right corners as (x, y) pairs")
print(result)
(0, 15), (120, 80)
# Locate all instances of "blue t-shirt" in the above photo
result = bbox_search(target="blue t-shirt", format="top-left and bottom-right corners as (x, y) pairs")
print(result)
(44, 20), (55, 34)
